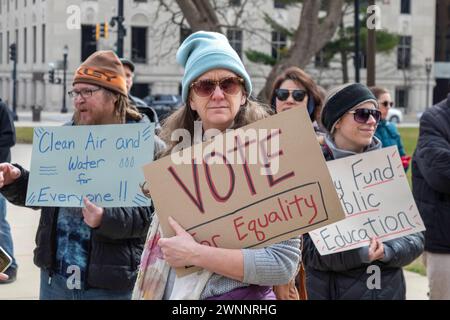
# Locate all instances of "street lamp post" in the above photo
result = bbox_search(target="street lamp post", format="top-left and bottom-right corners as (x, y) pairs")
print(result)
(425, 57), (432, 109)
(61, 45), (69, 113)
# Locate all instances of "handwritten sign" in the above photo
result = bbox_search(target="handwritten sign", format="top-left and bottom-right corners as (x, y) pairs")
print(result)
(142, 107), (345, 276)
(26, 124), (155, 208)
(309, 146), (425, 255)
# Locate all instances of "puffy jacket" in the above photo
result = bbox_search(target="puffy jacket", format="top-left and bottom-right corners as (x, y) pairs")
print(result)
(304, 137), (424, 300)
(375, 120), (406, 157)
(412, 95), (450, 254)
(0, 117), (165, 291)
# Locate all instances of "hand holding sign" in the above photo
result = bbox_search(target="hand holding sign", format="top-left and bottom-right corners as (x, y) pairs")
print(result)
(0, 273), (8, 281)
(158, 217), (199, 268)
(368, 238), (384, 262)
(0, 163), (21, 188)
(82, 197), (104, 228)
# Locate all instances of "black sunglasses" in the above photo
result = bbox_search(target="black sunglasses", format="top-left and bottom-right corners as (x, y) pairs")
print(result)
(380, 101), (394, 108)
(275, 89), (307, 102)
(348, 108), (381, 124)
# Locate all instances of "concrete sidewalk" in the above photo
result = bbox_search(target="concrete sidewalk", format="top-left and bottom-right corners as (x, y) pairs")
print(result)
(13, 111), (72, 127)
(0, 144), (430, 300)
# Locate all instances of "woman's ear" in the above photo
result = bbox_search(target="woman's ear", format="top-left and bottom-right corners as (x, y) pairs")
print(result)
(241, 95), (247, 106)
(189, 96), (197, 111)
(334, 119), (341, 130)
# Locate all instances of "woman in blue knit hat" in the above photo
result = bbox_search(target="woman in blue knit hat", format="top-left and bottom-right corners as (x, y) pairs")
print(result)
(302, 83), (424, 300)
(133, 31), (300, 300)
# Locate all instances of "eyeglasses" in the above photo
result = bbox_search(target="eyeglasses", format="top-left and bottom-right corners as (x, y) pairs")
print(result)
(68, 87), (102, 99)
(190, 77), (244, 97)
(380, 101), (394, 108)
(348, 108), (381, 124)
(275, 89), (307, 102)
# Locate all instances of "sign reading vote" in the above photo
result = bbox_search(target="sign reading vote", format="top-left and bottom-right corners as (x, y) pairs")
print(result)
(309, 146), (425, 255)
(26, 124), (155, 208)
(142, 107), (345, 276)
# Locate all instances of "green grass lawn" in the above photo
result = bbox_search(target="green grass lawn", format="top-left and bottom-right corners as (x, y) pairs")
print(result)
(16, 127), (34, 144)
(398, 127), (420, 186)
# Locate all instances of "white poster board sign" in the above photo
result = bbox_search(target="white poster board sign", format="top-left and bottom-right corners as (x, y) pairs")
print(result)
(26, 124), (155, 208)
(309, 146), (425, 255)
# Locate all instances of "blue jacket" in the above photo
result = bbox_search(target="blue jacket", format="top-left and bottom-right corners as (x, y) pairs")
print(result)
(412, 95), (450, 254)
(375, 120), (406, 157)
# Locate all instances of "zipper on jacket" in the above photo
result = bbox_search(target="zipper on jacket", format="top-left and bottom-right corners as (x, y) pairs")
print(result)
(84, 233), (93, 290)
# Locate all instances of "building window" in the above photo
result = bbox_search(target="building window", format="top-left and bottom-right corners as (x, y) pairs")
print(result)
(6, 31), (10, 64)
(227, 28), (243, 58)
(23, 27), (27, 64)
(274, 0), (286, 9)
(42, 24), (45, 63)
(229, 0), (241, 5)
(395, 87), (409, 110)
(397, 36), (411, 69)
(315, 49), (329, 68)
(81, 25), (97, 62)
(0, 33), (3, 65)
(400, 0), (411, 14)
(272, 31), (287, 60)
(33, 26), (36, 63)
(360, 50), (367, 69)
(180, 26), (192, 45)
(132, 27), (147, 64)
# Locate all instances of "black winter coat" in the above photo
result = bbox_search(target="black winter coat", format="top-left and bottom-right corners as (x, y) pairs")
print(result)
(303, 141), (424, 300)
(412, 95), (450, 254)
(0, 99), (16, 163)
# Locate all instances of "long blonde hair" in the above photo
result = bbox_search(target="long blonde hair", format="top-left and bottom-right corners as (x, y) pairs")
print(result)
(158, 98), (272, 158)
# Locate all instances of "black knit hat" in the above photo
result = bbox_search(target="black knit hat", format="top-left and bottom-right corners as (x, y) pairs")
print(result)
(321, 83), (378, 133)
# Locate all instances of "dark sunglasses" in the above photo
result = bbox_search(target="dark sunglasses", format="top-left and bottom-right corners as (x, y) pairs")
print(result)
(275, 89), (307, 102)
(190, 77), (244, 97)
(348, 108), (381, 124)
(380, 101), (394, 108)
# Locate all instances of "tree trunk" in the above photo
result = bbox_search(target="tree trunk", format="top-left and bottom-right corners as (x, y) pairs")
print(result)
(172, 0), (344, 102)
(258, 0), (345, 102)
(175, 0), (222, 32)
(341, 50), (349, 84)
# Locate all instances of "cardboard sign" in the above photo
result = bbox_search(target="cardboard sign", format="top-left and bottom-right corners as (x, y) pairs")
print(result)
(26, 124), (155, 207)
(309, 146), (425, 255)
(142, 107), (345, 276)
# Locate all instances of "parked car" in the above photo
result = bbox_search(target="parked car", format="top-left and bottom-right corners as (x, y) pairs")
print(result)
(387, 108), (403, 123)
(143, 94), (183, 120)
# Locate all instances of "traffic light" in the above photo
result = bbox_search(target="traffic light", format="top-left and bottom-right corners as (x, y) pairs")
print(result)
(95, 23), (109, 41)
(9, 43), (17, 62)
(48, 69), (55, 84)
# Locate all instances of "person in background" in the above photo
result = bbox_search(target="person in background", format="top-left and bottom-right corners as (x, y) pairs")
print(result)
(412, 93), (450, 300)
(270, 66), (324, 133)
(120, 58), (161, 132)
(303, 83), (424, 300)
(370, 86), (410, 171)
(0, 97), (17, 284)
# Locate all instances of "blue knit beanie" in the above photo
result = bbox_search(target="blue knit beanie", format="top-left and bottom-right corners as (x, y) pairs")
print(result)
(176, 31), (252, 103)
